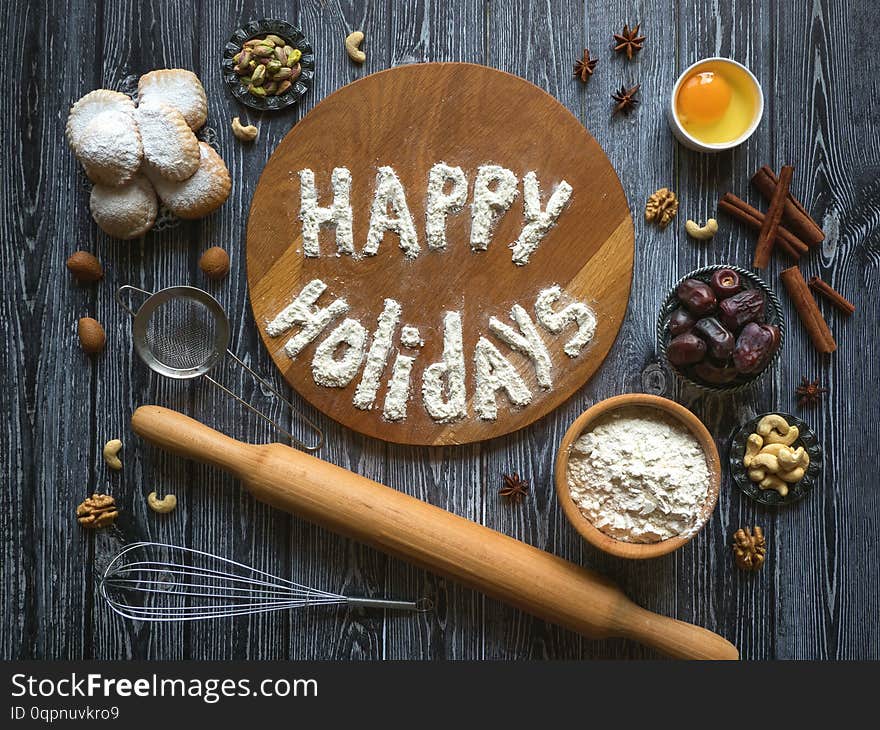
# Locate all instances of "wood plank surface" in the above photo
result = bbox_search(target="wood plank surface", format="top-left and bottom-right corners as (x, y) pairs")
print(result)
(1, 0), (877, 660)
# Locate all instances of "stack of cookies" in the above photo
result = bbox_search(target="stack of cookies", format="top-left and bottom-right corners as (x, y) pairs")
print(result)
(66, 69), (232, 239)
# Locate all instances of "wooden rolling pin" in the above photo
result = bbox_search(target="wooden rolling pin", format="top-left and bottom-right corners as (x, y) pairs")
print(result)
(132, 405), (738, 660)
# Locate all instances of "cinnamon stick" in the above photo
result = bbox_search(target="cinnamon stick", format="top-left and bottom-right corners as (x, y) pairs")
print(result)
(809, 276), (855, 316)
(780, 266), (836, 353)
(754, 165), (794, 269)
(718, 193), (807, 259)
(752, 166), (825, 247)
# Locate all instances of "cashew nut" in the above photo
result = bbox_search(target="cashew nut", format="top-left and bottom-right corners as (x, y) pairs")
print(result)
(777, 446), (807, 471)
(685, 218), (718, 241)
(345, 30), (366, 63)
(765, 425), (799, 446)
(778, 466), (806, 483)
(756, 414), (790, 436)
(102, 439), (122, 470)
(748, 468), (766, 483)
(751, 452), (780, 473)
(231, 116), (259, 142)
(759, 475), (789, 496)
(147, 491), (177, 514)
(743, 433), (763, 467)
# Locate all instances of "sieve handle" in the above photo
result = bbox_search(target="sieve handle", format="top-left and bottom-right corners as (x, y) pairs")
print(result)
(116, 285), (153, 317)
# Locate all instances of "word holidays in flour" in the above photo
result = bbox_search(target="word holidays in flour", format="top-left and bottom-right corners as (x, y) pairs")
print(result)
(266, 279), (597, 423)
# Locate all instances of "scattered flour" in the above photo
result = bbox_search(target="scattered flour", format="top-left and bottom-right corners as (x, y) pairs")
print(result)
(510, 172), (573, 266)
(473, 336), (532, 420)
(425, 162), (468, 250)
(353, 299), (402, 410)
(266, 279), (349, 359)
(566, 407), (711, 543)
(383, 353), (416, 421)
(488, 304), (553, 390)
(299, 167), (354, 257)
(400, 325), (423, 348)
(421, 312), (467, 423)
(311, 317), (367, 387)
(535, 285), (596, 357)
(364, 166), (420, 259)
(470, 165), (518, 251)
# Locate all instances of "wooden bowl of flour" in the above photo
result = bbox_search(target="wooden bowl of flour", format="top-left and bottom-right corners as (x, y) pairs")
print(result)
(554, 394), (721, 559)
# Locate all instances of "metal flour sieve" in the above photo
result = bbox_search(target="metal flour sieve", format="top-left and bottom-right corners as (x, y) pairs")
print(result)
(117, 284), (323, 451)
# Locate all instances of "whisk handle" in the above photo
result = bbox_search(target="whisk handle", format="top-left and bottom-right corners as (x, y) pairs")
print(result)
(132, 405), (252, 476)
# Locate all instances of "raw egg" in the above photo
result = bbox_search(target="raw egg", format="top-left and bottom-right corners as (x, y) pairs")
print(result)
(674, 60), (760, 145)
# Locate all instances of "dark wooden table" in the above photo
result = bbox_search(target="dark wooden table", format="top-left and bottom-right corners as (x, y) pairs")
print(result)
(3, 0), (878, 661)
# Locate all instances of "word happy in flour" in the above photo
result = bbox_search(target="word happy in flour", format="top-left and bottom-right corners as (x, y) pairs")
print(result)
(264, 162), (597, 424)
(298, 164), (573, 266)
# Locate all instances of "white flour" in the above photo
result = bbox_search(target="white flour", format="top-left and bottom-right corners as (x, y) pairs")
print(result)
(473, 336), (532, 420)
(488, 304), (553, 389)
(383, 353), (416, 421)
(535, 285), (597, 357)
(566, 408), (710, 543)
(510, 172), (573, 266)
(425, 163), (468, 250)
(421, 311), (467, 423)
(266, 279), (349, 359)
(364, 166), (420, 258)
(400, 325), (423, 348)
(311, 317), (367, 387)
(299, 167), (354, 257)
(353, 298), (401, 410)
(470, 165), (518, 251)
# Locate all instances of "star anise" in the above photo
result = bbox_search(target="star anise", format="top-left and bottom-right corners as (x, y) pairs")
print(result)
(613, 23), (646, 60)
(574, 49), (598, 82)
(499, 473), (529, 502)
(611, 83), (640, 115)
(795, 376), (828, 407)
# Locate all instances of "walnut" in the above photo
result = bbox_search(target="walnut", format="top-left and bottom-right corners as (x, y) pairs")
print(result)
(732, 526), (766, 571)
(645, 187), (679, 228)
(76, 493), (119, 528)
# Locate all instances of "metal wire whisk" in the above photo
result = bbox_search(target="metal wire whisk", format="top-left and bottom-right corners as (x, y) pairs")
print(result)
(100, 542), (431, 622)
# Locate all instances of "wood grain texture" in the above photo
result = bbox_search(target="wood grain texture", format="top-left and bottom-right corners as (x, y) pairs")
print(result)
(1, 0), (878, 660)
(247, 62), (634, 445)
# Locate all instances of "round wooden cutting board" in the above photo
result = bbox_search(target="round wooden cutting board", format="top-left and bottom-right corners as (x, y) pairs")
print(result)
(247, 63), (633, 446)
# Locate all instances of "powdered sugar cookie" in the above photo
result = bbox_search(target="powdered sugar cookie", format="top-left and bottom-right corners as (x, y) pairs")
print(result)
(138, 69), (208, 131)
(78, 110), (143, 187)
(90, 175), (158, 240)
(148, 142), (231, 219)
(66, 89), (135, 152)
(134, 101), (200, 181)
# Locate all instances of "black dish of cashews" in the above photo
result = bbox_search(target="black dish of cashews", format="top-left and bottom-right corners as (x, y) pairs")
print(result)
(729, 412), (822, 506)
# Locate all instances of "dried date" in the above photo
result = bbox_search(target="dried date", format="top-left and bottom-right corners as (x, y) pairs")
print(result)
(732, 322), (778, 374)
(709, 269), (742, 299)
(693, 360), (739, 384)
(719, 289), (765, 332)
(667, 307), (696, 336)
(694, 317), (735, 361)
(676, 278), (717, 316)
(667, 333), (707, 366)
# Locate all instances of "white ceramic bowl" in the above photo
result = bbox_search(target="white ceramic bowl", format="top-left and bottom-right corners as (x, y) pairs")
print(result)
(667, 57), (764, 153)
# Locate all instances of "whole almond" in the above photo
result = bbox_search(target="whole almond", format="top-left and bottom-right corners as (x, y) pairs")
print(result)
(78, 317), (105, 353)
(66, 251), (104, 283)
(199, 246), (230, 280)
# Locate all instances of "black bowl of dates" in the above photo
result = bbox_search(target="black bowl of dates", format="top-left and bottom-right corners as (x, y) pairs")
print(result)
(656, 265), (784, 392)
(222, 19), (315, 111)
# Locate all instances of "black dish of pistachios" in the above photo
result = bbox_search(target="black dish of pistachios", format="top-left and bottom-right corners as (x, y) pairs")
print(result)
(656, 264), (784, 393)
(221, 19), (315, 111)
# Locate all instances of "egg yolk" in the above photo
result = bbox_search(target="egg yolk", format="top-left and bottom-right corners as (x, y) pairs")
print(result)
(677, 71), (732, 124)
